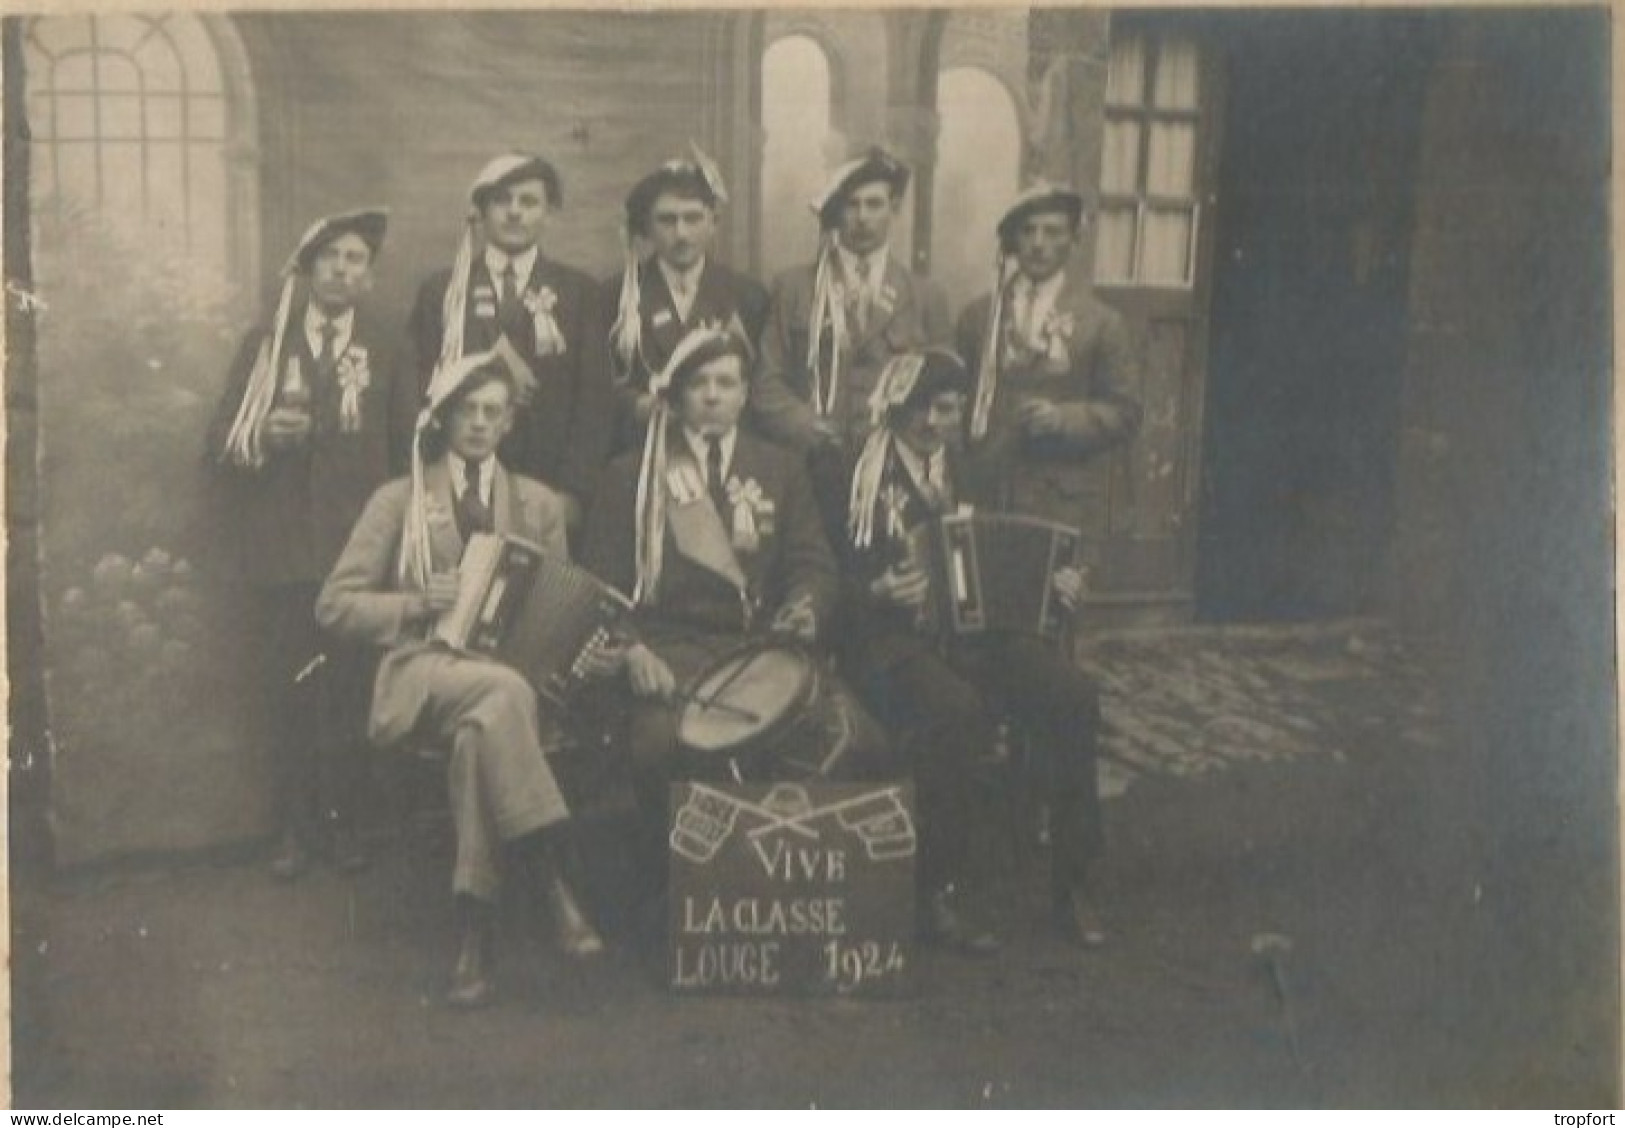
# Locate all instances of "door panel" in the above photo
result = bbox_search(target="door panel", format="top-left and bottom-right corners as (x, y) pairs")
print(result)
(1090, 17), (1226, 619)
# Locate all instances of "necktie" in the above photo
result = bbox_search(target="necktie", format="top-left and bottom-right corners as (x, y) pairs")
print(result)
(498, 261), (520, 325)
(671, 273), (693, 323)
(926, 454), (953, 512)
(316, 320), (338, 374)
(456, 460), (493, 540)
(852, 256), (873, 333)
(1010, 277), (1035, 345)
(705, 436), (729, 518)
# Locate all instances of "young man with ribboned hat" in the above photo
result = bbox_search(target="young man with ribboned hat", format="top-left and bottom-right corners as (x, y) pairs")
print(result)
(749, 145), (954, 547)
(407, 152), (614, 536)
(837, 347), (1106, 953)
(603, 145), (770, 452)
(955, 181), (1144, 572)
(206, 207), (411, 881)
(580, 324), (889, 914)
(317, 347), (616, 1009)
(750, 145), (954, 452)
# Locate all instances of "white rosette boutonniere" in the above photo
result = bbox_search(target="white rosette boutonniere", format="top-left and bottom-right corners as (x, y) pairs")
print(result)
(1043, 310), (1077, 363)
(726, 476), (775, 553)
(875, 283), (898, 317)
(524, 286), (568, 357)
(336, 345), (371, 432)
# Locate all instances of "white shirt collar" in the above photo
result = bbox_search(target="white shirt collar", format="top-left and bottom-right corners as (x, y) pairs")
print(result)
(303, 304), (355, 358)
(897, 435), (949, 484)
(892, 438), (947, 499)
(657, 257), (705, 297)
(483, 244), (540, 287)
(1015, 268), (1067, 324)
(658, 258), (705, 320)
(682, 424), (738, 483)
(836, 243), (888, 291)
(446, 452), (495, 507)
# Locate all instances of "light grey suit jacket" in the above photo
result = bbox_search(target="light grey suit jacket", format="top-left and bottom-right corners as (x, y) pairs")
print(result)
(955, 273), (1143, 548)
(750, 253), (952, 452)
(316, 458), (569, 746)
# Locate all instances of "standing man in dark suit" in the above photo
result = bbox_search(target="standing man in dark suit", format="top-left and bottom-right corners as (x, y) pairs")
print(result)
(749, 145), (953, 542)
(605, 146), (769, 451)
(581, 326), (887, 863)
(956, 182), (1144, 571)
(408, 152), (613, 536)
(207, 208), (409, 879)
(839, 348), (1104, 952)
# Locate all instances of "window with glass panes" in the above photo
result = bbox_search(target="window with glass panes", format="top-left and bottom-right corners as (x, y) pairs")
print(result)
(23, 14), (234, 265)
(1095, 32), (1203, 288)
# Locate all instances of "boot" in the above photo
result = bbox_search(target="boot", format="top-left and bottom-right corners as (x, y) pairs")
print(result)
(1053, 868), (1107, 950)
(446, 896), (496, 1008)
(543, 867), (606, 960)
(267, 828), (311, 882)
(920, 884), (1001, 956)
(520, 828), (606, 960)
(328, 822), (369, 875)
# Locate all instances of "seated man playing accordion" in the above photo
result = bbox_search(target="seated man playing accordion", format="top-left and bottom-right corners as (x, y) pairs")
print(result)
(581, 325), (889, 870)
(839, 348), (1106, 953)
(317, 348), (612, 1009)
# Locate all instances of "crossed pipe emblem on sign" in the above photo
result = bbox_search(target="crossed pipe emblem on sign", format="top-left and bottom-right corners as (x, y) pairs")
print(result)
(670, 782), (918, 865)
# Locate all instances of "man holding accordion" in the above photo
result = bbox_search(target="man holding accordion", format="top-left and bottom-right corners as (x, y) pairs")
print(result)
(840, 346), (1113, 954)
(317, 347), (612, 1009)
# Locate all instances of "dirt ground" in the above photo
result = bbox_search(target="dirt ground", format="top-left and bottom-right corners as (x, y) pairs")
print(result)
(10, 622), (1618, 1108)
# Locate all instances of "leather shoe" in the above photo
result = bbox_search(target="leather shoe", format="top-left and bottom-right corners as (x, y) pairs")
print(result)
(1054, 883), (1108, 949)
(267, 831), (311, 882)
(920, 887), (1001, 956)
(544, 873), (606, 959)
(446, 926), (495, 1009)
(329, 826), (369, 875)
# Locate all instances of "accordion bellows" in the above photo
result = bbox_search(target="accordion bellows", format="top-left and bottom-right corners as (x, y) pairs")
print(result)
(435, 533), (632, 703)
(906, 513), (1083, 641)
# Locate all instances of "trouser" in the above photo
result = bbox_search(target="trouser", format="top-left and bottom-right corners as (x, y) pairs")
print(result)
(412, 654), (574, 902)
(257, 583), (371, 846)
(856, 633), (1103, 893)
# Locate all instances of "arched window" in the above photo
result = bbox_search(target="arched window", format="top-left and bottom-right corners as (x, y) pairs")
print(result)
(933, 65), (1022, 311)
(23, 13), (255, 290)
(760, 34), (834, 277)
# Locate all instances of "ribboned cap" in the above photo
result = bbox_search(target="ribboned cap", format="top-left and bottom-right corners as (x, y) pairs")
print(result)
(810, 146), (911, 229)
(284, 207), (388, 275)
(469, 152), (563, 211)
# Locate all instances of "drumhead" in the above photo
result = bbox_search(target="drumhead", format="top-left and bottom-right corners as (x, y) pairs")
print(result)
(678, 646), (814, 755)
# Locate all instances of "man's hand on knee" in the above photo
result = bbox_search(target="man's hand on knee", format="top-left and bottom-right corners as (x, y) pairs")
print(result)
(625, 643), (677, 700)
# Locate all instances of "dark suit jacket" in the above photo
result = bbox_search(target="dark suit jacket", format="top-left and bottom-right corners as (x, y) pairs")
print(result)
(408, 253), (613, 505)
(316, 460), (568, 746)
(955, 273), (1143, 552)
(580, 427), (837, 641)
(835, 442), (981, 680)
(205, 305), (410, 588)
(601, 257), (769, 453)
(751, 254), (952, 452)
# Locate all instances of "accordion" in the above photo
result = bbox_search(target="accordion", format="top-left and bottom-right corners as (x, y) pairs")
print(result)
(435, 532), (632, 703)
(905, 511), (1083, 642)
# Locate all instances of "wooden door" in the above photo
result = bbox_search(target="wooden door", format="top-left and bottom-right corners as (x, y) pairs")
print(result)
(1087, 17), (1226, 625)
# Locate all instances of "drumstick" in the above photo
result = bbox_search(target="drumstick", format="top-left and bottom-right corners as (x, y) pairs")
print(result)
(694, 644), (767, 709)
(668, 687), (761, 724)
